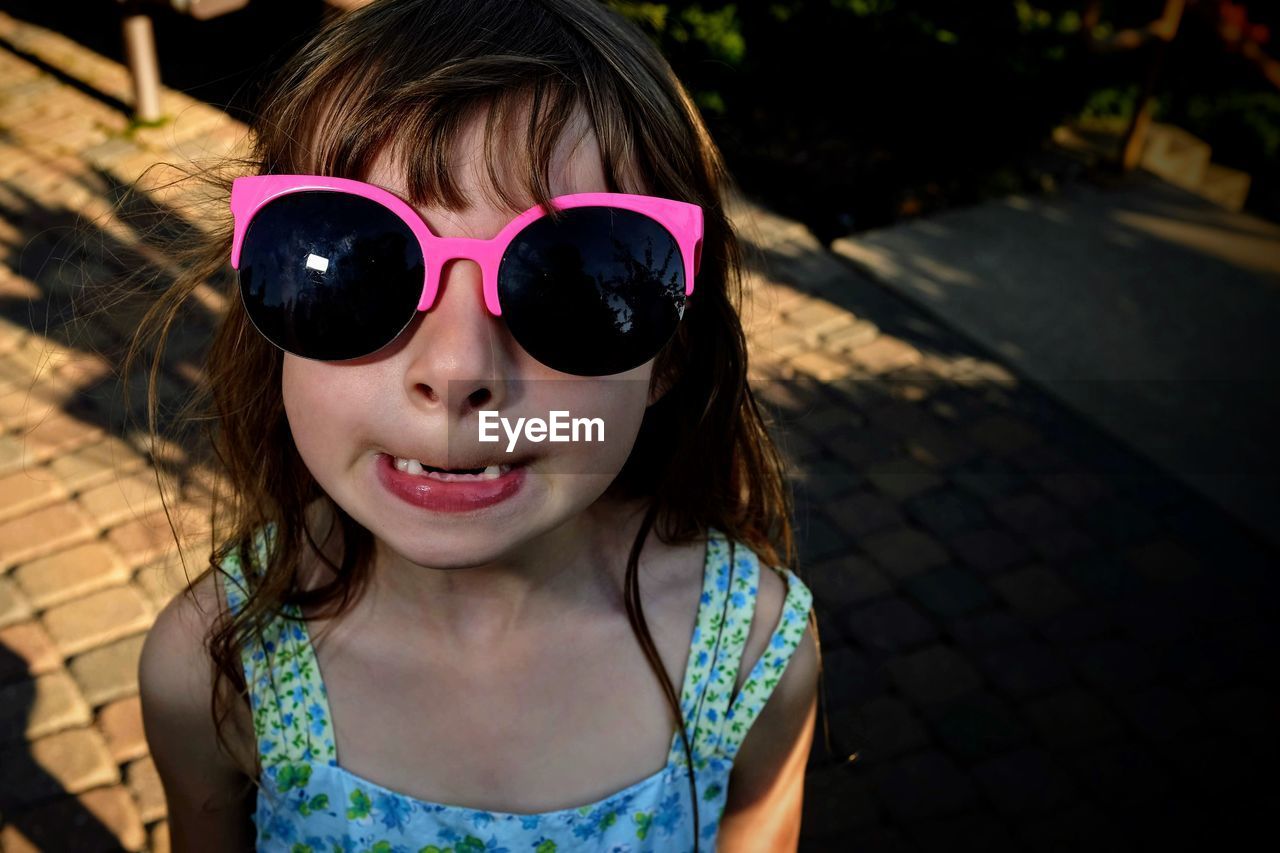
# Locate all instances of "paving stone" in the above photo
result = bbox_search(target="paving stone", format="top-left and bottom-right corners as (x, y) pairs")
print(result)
(1057, 552), (1145, 600)
(12, 541), (130, 610)
(1122, 538), (1202, 585)
(887, 645), (984, 706)
(1032, 606), (1114, 646)
(20, 411), (105, 462)
(0, 619), (61, 682)
(945, 608), (1031, 649)
(901, 565), (992, 619)
(821, 646), (890, 709)
(1106, 590), (1199, 648)
(1014, 799), (1121, 853)
(77, 470), (167, 530)
(990, 565), (1079, 619)
(902, 487), (989, 539)
(96, 695), (147, 764)
(0, 502), (96, 569)
(1075, 497), (1163, 547)
(1056, 742), (1171, 809)
(125, 755), (165, 824)
(0, 783), (147, 852)
(848, 335), (922, 374)
(68, 632), (147, 708)
(826, 424), (903, 469)
(1199, 683), (1280, 743)
(842, 695), (930, 768)
(807, 551), (892, 613)
(1151, 631), (1248, 692)
(1038, 470), (1113, 510)
(821, 317), (880, 352)
(953, 460), (1030, 509)
(870, 750), (980, 822)
(0, 670), (91, 742)
(796, 512), (849, 564)
(0, 466), (66, 523)
(1110, 684), (1201, 744)
(864, 455), (946, 501)
(946, 527), (1032, 576)
(923, 691), (1033, 763)
(790, 350), (854, 382)
(859, 525), (949, 580)
(800, 763), (879, 836)
(906, 812), (1019, 853)
(971, 747), (1078, 818)
(845, 597), (939, 654)
(41, 585), (151, 657)
(0, 726), (119, 808)
(989, 493), (1094, 561)
(977, 641), (1074, 700)
(825, 489), (904, 538)
(1021, 687), (1126, 750)
(0, 574), (34, 629)
(1007, 442), (1074, 477)
(105, 508), (184, 570)
(1064, 638), (1158, 693)
(964, 413), (1041, 456)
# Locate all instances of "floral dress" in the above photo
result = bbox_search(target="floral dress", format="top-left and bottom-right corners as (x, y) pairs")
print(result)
(219, 524), (814, 852)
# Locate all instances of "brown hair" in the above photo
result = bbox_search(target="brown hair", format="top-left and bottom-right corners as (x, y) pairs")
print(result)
(119, 0), (816, 846)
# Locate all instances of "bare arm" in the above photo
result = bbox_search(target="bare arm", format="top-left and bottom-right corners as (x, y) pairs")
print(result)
(138, 571), (258, 852)
(717, 568), (820, 852)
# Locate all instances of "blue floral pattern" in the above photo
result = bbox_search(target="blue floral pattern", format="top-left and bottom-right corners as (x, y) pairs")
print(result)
(220, 524), (814, 852)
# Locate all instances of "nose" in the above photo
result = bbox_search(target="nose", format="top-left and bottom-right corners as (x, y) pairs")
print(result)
(401, 257), (509, 417)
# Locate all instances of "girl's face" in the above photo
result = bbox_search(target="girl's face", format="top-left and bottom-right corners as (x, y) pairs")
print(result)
(281, 109), (659, 570)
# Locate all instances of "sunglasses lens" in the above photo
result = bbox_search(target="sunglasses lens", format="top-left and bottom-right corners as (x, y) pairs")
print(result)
(238, 191), (424, 360)
(497, 207), (686, 376)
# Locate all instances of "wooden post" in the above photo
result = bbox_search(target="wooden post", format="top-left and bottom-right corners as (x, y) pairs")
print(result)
(120, 3), (163, 123)
(1118, 0), (1186, 172)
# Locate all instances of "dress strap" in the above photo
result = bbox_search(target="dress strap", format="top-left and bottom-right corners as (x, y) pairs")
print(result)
(682, 532), (761, 766)
(715, 566), (813, 761)
(217, 522), (338, 786)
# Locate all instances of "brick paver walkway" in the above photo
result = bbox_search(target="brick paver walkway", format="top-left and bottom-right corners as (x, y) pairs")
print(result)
(1, 9), (1276, 853)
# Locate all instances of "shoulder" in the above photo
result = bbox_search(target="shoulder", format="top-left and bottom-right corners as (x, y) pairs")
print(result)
(139, 567), (257, 791)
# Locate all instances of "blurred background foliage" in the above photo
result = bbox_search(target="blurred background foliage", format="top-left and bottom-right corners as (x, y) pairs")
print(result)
(606, 0), (1280, 239)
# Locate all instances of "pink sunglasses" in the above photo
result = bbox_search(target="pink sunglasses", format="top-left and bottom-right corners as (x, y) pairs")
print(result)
(230, 174), (703, 374)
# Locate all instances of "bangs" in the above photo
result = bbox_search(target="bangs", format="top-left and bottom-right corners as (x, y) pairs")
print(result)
(263, 55), (644, 217)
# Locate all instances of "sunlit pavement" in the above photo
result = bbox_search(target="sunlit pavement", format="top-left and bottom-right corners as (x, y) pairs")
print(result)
(0, 9), (1275, 852)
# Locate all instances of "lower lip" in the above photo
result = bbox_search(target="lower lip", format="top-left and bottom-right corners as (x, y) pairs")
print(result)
(375, 453), (528, 513)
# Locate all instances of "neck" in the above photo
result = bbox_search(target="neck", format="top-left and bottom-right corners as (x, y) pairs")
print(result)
(302, 496), (656, 657)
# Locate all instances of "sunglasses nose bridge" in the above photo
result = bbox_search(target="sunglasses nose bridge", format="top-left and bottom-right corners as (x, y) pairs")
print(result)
(416, 236), (504, 316)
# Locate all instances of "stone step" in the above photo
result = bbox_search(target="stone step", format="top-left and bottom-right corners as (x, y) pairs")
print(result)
(1198, 162), (1252, 213)
(1140, 122), (1212, 193)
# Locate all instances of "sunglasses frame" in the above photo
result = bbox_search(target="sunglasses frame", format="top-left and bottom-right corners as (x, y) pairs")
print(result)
(229, 175), (703, 328)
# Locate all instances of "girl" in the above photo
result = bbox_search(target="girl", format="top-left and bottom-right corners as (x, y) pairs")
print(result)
(135, 1), (823, 850)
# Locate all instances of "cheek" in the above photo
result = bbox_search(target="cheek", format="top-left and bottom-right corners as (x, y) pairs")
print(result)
(281, 357), (359, 472)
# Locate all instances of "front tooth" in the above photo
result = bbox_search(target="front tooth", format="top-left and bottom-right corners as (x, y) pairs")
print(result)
(394, 457), (410, 472)
(480, 465), (501, 480)
(405, 459), (425, 475)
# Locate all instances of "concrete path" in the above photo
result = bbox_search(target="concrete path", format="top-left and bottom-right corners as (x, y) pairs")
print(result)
(0, 8), (1276, 853)
(832, 178), (1280, 548)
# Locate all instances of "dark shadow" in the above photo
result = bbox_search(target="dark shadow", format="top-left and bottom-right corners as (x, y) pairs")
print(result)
(0, 644), (122, 852)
